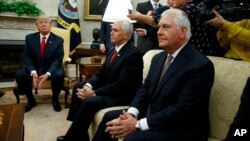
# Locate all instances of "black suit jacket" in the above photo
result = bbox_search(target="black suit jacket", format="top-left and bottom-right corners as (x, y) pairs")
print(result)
(225, 77), (250, 141)
(23, 32), (64, 75)
(88, 41), (143, 104)
(130, 43), (215, 140)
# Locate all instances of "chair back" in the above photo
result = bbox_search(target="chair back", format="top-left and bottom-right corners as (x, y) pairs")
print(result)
(50, 27), (70, 64)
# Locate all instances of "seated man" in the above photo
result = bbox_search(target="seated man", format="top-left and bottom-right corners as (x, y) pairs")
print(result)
(57, 20), (143, 141)
(15, 15), (64, 112)
(93, 8), (215, 141)
(206, 10), (250, 61)
(224, 77), (250, 141)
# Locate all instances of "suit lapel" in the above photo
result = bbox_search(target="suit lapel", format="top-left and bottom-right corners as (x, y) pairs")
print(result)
(150, 53), (167, 94)
(34, 33), (41, 58)
(153, 45), (189, 99)
(146, 1), (153, 10)
(109, 42), (130, 67)
(43, 34), (52, 58)
(41, 33), (54, 61)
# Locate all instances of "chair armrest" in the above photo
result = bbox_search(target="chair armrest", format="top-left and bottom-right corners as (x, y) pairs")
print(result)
(63, 57), (72, 78)
(89, 106), (128, 141)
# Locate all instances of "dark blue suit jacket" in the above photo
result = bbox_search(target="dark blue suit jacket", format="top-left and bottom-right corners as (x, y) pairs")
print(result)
(88, 41), (143, 105)
(130, 43), (215, 140)
(225, 77), (250, 141)
(23, 32), (64, 75)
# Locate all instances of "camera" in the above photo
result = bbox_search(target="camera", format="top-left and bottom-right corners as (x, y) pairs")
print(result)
(195, 0), (250, 22)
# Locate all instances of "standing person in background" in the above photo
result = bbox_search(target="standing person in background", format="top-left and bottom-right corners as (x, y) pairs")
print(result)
(206, 10), (250, 61)
(134, 0), (162, 55)
(15, 15), (64, 112)
(99, 20), (114, 53)
(99, 8), (114, 53)
(128, 0), (226, 56)
(93, 8), (215, 141)
(57, 20), (143, 141)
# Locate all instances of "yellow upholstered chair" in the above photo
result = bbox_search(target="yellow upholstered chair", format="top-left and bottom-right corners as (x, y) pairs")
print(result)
(13, 27), (72, 108)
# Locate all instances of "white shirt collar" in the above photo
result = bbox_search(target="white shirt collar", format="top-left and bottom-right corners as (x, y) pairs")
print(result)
(115, 42), (127, 53)
(40, 33), (50, 42)
(150, 0), (160, 7)
(169, 41), (188, 62)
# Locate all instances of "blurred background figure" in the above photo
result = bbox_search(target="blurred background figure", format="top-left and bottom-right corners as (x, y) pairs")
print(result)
(134, 0), (162, 55)
(206, 9), (250, 61)
(128, 0), (227, 56)
(99, 20), (114, 53)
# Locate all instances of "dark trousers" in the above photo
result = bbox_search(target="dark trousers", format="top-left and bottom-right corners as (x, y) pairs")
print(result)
(64, 82), (123, 141)
(92, 110), (123, 141)
(15, 68), (64, 102)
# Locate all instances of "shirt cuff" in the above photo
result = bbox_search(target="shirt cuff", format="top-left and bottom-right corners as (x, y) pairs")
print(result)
(93, 91), (96, 96)
(31, 70), (37, 76)
(139, 118), (149, 130)
(127, 107), (139, 117)
(84, 83), (93, 89)
(143, 29), (147, 36)
(46, 72), (51, 77)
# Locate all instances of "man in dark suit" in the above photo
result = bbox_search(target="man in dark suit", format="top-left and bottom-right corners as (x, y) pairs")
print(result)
(15, 15), (64, 112)
(93, 8), (215, 141)
(56, 20), (143, 141)
(225, 77), (250, 141)
(134, 0), (162, 55)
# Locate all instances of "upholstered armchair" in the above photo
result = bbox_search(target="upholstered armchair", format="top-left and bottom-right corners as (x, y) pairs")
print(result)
(13, 27), (72, 108)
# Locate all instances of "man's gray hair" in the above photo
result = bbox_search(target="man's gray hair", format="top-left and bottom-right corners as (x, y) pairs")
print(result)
(118, 20), (134, 39)
(161, 8), (192, 40)
(36, 15), (52, 24)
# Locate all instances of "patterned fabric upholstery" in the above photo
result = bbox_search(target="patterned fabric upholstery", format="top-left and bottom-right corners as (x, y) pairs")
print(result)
(208, 56), (250, 141)
(88, 50), (250, 141)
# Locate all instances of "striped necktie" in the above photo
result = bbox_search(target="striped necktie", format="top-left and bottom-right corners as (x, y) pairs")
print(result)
(109, 50), (117, 65)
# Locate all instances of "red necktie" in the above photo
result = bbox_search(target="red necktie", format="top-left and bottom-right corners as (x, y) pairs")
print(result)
(109, 50), (117, 65)
(40, 36), (46, 56)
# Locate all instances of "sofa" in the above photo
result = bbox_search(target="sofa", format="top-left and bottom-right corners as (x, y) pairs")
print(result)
(88, 49), (250, 141)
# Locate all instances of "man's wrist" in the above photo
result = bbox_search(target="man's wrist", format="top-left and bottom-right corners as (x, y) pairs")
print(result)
(129, 113), (137, 118)
(84, 83), (93, 89)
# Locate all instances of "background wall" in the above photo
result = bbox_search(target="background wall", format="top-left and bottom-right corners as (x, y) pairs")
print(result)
(0, 0), (166, 43)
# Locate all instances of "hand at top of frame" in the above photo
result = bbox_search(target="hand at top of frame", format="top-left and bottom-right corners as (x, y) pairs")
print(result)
(205, 10), (225, 28)
(127, 10), (143, 21)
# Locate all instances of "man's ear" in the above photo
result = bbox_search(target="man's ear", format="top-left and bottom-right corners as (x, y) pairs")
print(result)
(124, 32), (130, 40)
(180, 27), (187, 39)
